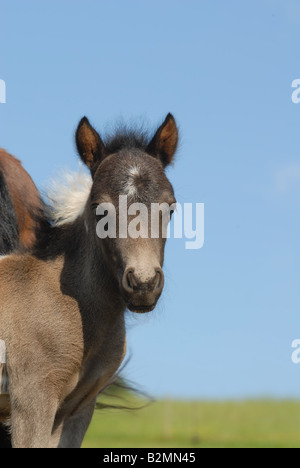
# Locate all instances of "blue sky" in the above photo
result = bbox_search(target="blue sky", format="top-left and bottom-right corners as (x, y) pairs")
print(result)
(1, 0), (300, 399)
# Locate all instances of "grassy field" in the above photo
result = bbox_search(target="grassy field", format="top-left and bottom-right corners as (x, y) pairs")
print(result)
(82, 399), (300, 448)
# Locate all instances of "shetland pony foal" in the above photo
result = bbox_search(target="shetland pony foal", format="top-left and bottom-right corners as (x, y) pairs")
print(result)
(0, 114), (178, 448)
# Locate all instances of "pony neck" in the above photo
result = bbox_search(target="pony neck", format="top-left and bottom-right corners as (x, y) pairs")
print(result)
(59, 214), (125, 317)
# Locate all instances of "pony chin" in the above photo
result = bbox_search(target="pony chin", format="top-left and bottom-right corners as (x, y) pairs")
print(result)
(127, 302), (157, 314)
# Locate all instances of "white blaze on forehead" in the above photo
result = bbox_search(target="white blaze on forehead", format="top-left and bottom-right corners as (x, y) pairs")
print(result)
(128, 166), (140, 177)
(124, 165), (142, 198)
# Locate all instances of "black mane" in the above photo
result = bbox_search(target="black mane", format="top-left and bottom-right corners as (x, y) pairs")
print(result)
(103, 124), (150, 154)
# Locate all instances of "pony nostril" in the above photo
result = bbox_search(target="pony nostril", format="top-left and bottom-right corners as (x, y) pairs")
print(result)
(127, 271), (137, 290)
(154, 269), (164, 292)
(123, 269), (137, 293)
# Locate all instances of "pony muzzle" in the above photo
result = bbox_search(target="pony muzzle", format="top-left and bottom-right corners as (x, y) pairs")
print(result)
(121, 267), (164, 313)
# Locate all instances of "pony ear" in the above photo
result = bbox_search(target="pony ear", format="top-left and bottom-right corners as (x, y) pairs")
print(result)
(75, 117), (107, 176)
(147, 113), (179, 167)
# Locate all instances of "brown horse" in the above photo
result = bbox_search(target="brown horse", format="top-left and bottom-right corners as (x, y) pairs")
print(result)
(0, 149), (42, 252)
(0, 114), (178, 448)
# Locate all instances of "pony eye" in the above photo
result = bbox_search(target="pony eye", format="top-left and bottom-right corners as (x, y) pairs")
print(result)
(91, 203), (99, 211)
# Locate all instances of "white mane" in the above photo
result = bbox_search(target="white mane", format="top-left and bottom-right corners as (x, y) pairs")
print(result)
(46, 166), (92, 227)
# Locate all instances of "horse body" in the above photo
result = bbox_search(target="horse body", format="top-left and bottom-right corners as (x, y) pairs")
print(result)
(0, 114), (178, 448)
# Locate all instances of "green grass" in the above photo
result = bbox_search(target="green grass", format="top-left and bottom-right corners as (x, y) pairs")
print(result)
(82, 399), (300, 448)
